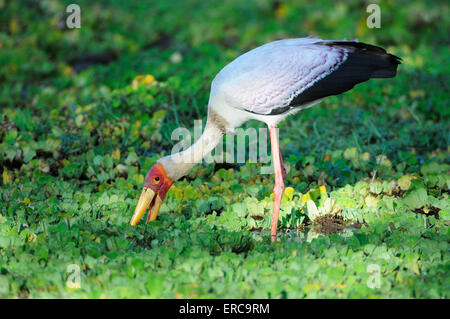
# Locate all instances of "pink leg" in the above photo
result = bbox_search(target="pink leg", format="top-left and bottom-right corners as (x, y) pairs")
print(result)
(269, 125), (285, 242)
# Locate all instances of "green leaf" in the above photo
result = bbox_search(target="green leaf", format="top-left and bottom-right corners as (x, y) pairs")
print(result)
(398, 175), (412, 191)
(145, 275), (164, 296)
(421, 162), (450, 175)
(22, 146), (36, 163)
(403, 188), (428, 209)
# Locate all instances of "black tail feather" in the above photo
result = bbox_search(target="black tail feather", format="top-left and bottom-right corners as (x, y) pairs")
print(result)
(323, 41), (402, 78)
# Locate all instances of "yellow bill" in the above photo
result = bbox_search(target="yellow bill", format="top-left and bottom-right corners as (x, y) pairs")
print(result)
(146, 196), (163, 224)
(130, 187), (155, 226)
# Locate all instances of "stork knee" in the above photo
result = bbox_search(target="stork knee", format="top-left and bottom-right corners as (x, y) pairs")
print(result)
(273, 183), (284, 197)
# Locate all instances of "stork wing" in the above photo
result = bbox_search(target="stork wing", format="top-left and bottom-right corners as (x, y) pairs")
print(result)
(210, 38), (400, 115)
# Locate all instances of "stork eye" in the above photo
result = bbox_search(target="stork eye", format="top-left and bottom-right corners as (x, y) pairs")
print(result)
(154, 177), (160, 183)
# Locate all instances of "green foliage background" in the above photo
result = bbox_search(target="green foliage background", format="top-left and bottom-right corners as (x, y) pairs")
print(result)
(0, 0), (449, 298)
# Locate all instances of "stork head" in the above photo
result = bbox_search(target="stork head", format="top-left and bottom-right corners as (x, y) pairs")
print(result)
(130, 163), (173, 226)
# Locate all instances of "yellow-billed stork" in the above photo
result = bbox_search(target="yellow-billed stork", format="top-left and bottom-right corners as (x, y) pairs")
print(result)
(130, 37), (401, 241)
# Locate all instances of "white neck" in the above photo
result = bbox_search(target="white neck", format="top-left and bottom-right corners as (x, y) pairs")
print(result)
(158, 117), (225, 181)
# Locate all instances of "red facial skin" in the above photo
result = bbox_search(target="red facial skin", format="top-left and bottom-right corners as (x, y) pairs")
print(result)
(144, 163), (173, 200)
